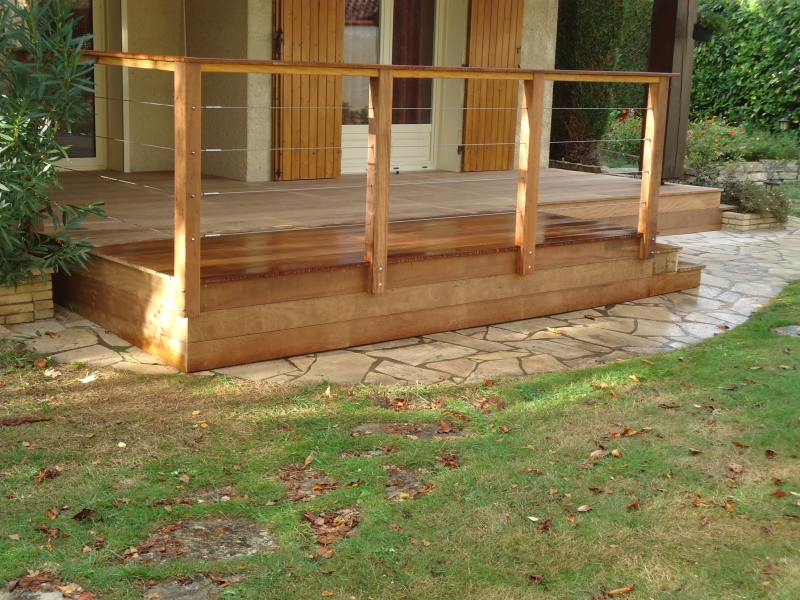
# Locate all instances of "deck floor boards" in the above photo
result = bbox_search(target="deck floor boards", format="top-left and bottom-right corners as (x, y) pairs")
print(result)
(52, 168), (718, 247)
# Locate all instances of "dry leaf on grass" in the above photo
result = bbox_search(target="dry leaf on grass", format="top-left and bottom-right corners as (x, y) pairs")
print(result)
(590, 450), (610, 460)
(37, 466), (62, 483)
(607, 583), (636, 596)
(765, 449), (776, 459)
(577, 505), (592, 513)
(689, 448), (703, 455)
(732, 441), (751, 448)
(771, 489), (789, 498)
(537, 519), (553, 532)
(627, 499), (640, 510)
(728, 462), (744, 474)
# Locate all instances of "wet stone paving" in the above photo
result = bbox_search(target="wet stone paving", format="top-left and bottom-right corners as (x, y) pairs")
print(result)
(2, 223), (799, 385)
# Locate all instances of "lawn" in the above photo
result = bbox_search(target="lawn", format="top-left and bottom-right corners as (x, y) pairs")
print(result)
(1, 283), (799, 600)
(783, 181), (800, 217)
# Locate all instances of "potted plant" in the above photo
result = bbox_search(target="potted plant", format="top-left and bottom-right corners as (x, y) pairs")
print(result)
(693, 7), (729, 43)
(0, 0), (104, 324)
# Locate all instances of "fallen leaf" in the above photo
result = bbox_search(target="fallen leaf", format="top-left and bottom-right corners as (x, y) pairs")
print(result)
(689, 448), (703, 455)
(8, 534), (20, 540)
(778, 365), (795, 370)
(610, 391), (618, 398)
(546, 327), (563, 335)
(322, 592), (334, 597)
(589, 450), (610, 460)
(43, 368), (62, 379)
(33, 357), (48, 369)
(78, 374), (98, 384)
(640, 359), (655, 365)
(717, 325), (730, 331)
(528, 574), (545, 584)
(700, 515), (710, 526)
(1, 417), (51, 427)
(727, 462), (744, 474)
(422, 539), (431, 547)
(611, 449), (622, 458)
(179, 474), (190, 483)
(771, 477), (783, 485)
(607, 583), (636, 596)
(771, 489), (789, 498)
(724, 501), (735, 513)
(344, 478), (365, 488)
(629, 375), (640, 383)
(117, 442), (127, 448)
(577, 505), (592, 513)
(304, 452), (315, 467)
(44, 331), (60, 338)
(658, 404), (680, 409)
(732, 441), (751, 448)
(324, 385), (332, 397)
(566, 513), (576, 523)
(538, 519), (553, 532)
(191, 410), (201, 416)
(45, 506), (60, 520)
(437, 419), (452, 434)
(37, 466), (62, 483)
(765, 449), (776, 459)
(72, 508), (97, 521)
(627, 498), (640, 510)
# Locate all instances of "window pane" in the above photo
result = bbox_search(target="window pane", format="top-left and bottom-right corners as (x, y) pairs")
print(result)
(392, 0), (435, 125)
(343, 0), (380, 125)
(55, 1), (96, 158)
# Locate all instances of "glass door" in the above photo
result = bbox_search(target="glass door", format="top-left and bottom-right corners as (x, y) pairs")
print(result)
(341, 0), (437, 174)
(55, 0), (107, 170)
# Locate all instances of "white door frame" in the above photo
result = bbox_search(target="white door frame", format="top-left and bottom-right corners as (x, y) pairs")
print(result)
(55, 0), (108, 172)
(341, 0), (441, 174)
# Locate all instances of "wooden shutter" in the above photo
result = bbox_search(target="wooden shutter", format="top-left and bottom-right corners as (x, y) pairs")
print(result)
(462, 0), (524, 172)
(273, 0), (344, 180)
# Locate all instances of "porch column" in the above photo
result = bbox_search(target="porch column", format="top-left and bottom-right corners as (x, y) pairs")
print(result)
(174, 61), (202, 318)
(365, 68), (393, 294)
(638, 76), (670, 260)
(516, 73), (546, 275)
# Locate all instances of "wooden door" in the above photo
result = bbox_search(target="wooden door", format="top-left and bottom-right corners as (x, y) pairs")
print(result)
(273, 0), (345, 180)
(462, 0), (524, 172)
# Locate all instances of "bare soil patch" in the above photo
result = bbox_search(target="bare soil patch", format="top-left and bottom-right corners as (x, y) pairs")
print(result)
(384, 466), (431, 501)
(277, 465), (339, 503)
(1, 573), (93, 600)
(143, 575), (242, 600)
(341, 447), (395, 458)
(122, 517), (277, 565)
(303, 506), (361, 559)
(350, 422), (463, 439)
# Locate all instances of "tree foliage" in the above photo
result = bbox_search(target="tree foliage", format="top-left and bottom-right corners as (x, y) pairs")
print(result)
(692, 0), (800, 132)
(551, 0), (653, 164)
(0, 0), (104, 289)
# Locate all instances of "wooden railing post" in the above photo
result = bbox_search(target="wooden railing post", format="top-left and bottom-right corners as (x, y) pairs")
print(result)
(174, 61), (202, 318)
(638, 75), (670, 260)
(516, 73), (545, 275)
(365, 68), (393, 294)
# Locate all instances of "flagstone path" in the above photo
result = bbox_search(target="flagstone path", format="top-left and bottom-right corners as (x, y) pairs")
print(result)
(3, 221), (799, 384)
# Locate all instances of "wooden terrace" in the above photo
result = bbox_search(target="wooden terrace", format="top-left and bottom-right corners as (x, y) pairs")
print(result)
(53, 52), (720, 372)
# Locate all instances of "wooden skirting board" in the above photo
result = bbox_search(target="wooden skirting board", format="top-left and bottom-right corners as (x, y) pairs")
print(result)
(54, 233), (705, 373)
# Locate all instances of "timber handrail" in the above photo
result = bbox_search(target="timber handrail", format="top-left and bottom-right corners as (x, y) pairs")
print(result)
(81, 51), (676, 83)
(84, 50), (672, 312)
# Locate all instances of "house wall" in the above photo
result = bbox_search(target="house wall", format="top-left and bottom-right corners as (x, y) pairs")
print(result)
(123, 0), (183, 172)
(122, 0), (272, 181)
(518, 0), (560, 168)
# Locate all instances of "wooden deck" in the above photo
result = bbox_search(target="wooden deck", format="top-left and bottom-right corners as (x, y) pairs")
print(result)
(52, 168), (724, 248)
(52, 168), (714, 372)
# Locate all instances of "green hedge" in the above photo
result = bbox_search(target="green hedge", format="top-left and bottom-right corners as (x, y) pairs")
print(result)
(551, 0), (652, 163)
(692, 0), (800, 132)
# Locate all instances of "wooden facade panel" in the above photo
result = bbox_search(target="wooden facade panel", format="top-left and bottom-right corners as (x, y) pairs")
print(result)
(189, 257), (652, 343)
(186, 277), (653, 371)
(463, 0), (523, 172)
(274, 0), (344, 180)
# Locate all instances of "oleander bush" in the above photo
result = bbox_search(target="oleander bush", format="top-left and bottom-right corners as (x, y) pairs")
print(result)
(0, 0), (104, 289)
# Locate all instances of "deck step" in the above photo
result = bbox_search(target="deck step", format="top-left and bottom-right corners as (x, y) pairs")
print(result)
(653, 242), (682, 275)
(720, 203), (738, 212)
(651, 259), (705, 296)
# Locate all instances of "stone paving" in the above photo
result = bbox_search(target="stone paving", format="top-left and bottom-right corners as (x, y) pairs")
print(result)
(2, 221), (799, 384)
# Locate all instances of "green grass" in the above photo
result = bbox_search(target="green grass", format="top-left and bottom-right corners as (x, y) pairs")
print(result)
(2, 282), (800, 599)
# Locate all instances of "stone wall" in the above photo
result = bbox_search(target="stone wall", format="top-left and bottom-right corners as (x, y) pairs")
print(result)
(717, 160), (799, 183)
(0, 276), (54, 325)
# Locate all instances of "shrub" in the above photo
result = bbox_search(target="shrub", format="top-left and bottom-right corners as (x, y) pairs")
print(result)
(722, 180), (791, 222)
(692, 0), (800, 133)
(0, 0), (104, 289)
(551, 0), (652, 164)
(599, 110), (644, 158)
